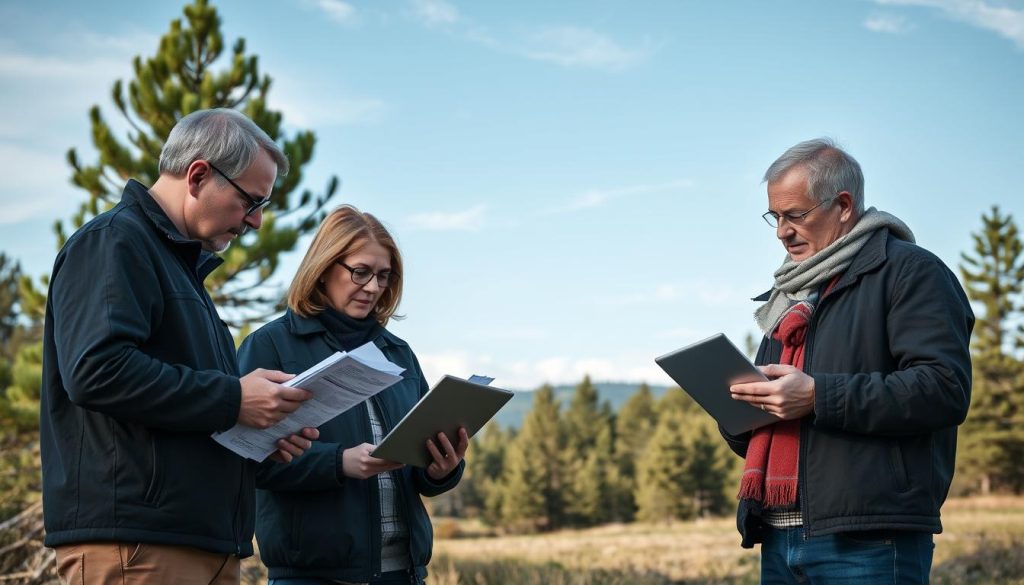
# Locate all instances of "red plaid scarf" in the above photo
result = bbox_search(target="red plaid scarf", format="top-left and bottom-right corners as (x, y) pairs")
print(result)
(738, 276), (839, 507)
(736, 301), (812, 508)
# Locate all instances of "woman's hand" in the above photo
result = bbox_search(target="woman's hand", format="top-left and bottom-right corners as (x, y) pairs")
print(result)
(341, 443), (404, 479)
(425, 427), (469, 481)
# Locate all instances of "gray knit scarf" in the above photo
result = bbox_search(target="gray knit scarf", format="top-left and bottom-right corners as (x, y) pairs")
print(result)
(754, 207), (915, 335)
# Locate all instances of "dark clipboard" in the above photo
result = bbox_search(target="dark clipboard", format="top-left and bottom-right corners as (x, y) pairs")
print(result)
(371, 375), (514, 467)
(655, 333), (776, 435)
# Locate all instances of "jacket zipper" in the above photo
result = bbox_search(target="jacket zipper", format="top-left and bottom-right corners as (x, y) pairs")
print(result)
(798, 279), (844, 539)
(169, 244), (242, 550)
(364, 401), (383, 579)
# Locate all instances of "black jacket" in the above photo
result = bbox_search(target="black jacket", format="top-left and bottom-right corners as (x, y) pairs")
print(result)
(722, 229), (974, 547)
(40, 180), (252, 555)
(237, 310), (463, 582)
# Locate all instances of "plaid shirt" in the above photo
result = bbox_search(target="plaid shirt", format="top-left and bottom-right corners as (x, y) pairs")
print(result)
(367, 402), (411, 572)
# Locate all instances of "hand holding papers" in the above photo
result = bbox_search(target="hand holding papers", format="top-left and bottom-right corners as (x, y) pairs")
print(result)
(372, 374), (512, 467)
(215, 342), (405, 462)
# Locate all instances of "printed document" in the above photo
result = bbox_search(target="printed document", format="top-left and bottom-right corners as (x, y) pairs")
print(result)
(213, 342), (405, 461)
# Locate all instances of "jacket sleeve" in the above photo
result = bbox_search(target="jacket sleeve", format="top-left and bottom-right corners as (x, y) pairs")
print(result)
(719, 425), (752, 458)
(238, 329), (347, 492)
(51, 227), (240, 433)
(407, 351), (464, 496)
(812, 255), (974, 436)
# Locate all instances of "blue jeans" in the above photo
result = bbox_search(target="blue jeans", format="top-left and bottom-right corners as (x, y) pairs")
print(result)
(761, 527), (934, 584)
(269, 570), (423, 585)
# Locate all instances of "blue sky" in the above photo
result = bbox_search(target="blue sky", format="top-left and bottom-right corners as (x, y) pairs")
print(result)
(1, 0), (1022, 389)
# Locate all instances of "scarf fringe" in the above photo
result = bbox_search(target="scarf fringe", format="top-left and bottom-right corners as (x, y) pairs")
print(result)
(764, 483), (797, 509)
(737, 471), (764, 501)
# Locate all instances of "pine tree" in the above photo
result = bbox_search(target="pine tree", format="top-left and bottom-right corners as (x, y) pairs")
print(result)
(657, 386), (701, 419)
(559, 376), (617, 526)
(958, 206), (1024, 494)
(0, 255), (45, 519)
(613, 383), (658, 520)
(459, 422), (509, 522)
(563, 375), (603, 453)
(567, 422), (616, 525)
(685, 418), (732, 517)
(0, 255), (22, 389)
(960, 206), (1024, 359)
(51, 0), (338, 327)
(634, 408), (694, 522)
(499, 385), (564, 531)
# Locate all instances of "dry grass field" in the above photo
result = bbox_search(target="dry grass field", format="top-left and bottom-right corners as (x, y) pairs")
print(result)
(426, 496), (1024, 585)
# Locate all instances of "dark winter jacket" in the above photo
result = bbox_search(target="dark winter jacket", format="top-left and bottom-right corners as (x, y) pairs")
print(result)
(722, 229), (974, 547)
(40, 180), (251, 555)
(237, 310), (463, 582)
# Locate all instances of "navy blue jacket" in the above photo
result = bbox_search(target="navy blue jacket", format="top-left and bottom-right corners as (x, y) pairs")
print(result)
(722, 229), (974, 547)
(238, 310), (463, 582)
(40, 180), (251, 555)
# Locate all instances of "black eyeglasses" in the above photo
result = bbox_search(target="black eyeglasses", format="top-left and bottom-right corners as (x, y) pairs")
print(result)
(762, 194), (839, 228)
(336, 261), (396, 288)
(208, 162), (272, 217)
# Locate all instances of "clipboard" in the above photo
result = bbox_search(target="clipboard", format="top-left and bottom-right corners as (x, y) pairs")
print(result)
(371, 375), (514, 467)
(655, 333), (776, 435)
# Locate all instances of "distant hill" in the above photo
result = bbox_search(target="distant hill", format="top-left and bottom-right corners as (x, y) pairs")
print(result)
(491, 382), (674, 429)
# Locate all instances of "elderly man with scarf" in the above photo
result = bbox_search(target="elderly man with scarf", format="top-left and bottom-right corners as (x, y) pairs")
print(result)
(723, 138), (974, 585)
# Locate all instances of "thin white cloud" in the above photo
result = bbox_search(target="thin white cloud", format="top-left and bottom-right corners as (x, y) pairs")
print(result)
(275, 94), (387, 127)
(0, 143), (76, 225)
(0, 52), (127, 80)
(864, 13), (913, 33)
(405, 204), (485, 231)
(411, 0), (460, 26)
(546, 179), (693, 214)
(406, 2), (653, 71)
(315, 0), (357, 24)
(519, 26), (654, 71)
(873, 0), (1024, 48)
(271, 72), (387, 127)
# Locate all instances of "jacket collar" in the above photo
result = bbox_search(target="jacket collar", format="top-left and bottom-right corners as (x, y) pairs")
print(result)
(752, 228), (891, 301)
(123, 179), (224, 280)
(283, 308), (407, 350)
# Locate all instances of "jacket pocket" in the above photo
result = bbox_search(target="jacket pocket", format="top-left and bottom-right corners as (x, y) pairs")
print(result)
(888, 439), (910, 492)
(142, 433), (164, 506)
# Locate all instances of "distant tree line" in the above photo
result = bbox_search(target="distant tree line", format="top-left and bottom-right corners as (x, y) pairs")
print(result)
(433, 377), (738, 532)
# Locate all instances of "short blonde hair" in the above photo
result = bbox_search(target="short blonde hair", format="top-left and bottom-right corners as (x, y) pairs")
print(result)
(287, 205), (404, 325)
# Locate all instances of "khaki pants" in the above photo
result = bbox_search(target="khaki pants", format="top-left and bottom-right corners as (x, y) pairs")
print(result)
(55, 542), (240, 585)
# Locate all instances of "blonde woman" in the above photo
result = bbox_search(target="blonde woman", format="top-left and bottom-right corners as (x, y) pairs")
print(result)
(239, 205), (468, 585)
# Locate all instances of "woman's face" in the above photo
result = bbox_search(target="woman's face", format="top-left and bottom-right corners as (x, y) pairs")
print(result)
(323, 240), (392, 319)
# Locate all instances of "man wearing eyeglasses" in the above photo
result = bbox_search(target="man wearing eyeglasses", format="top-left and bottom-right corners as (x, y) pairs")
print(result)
(41, 109), (319, 584)
(722, 138), (973, 584)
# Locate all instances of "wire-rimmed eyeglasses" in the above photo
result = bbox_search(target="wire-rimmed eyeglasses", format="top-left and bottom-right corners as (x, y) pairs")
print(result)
(762, 194), (839, 228)
(208, 162), (272, 217)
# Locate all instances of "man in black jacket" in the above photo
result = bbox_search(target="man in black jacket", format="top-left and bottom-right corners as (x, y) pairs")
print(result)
(725, 138), (973, 584)
(41, 109), (318, 584)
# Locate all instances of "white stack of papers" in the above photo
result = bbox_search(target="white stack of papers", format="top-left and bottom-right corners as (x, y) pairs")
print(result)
(214, 342), (405, 462)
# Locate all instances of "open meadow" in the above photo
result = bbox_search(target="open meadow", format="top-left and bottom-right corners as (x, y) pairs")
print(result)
(425, 496), (1024, 585)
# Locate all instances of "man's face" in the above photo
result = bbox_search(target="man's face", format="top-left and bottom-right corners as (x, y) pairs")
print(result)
(766, 166), (853, 262)
(188, 149), (277, 253)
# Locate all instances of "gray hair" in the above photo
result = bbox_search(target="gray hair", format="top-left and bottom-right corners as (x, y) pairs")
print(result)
(763, 138), (864, 215)
(159, 108), (289, 179)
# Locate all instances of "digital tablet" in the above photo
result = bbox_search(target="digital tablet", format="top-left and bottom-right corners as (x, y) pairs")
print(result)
(372, 375), (514, 467)
(655, 333), (776, 435)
